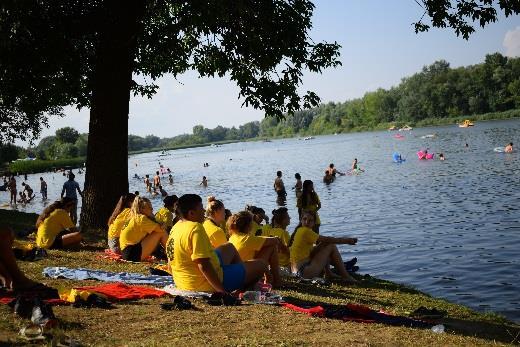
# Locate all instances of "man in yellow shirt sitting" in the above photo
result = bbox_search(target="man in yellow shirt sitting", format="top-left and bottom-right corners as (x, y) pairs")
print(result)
(167, 194), (266, 293)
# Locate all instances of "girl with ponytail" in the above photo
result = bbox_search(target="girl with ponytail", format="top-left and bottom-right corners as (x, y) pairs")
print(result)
(36, 197), (82, 249)
(203, 196), (227, 248)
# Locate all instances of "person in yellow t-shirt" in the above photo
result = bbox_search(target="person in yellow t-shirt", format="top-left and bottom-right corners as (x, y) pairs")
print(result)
(203, 196), (228, 248)
(228, 211), (286, 288)
(155, 195), (179, 232)
(245, 205), (269, 236)
(119, 197), (168, 262)
(296, 180), (321, 233)
(107, 193), (136, 253)
(289, 211), (358, 283)
(167, 194), (266, 293)
(267, 207), (291, 268)
(36, 197), (82, 249)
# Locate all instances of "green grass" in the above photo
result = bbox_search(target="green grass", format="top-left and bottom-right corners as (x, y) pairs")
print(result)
(8, 158), (85, 175)
(1, 210), (519, 346)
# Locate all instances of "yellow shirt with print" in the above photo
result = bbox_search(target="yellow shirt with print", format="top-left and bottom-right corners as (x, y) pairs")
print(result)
(119, 214), (162, 250)
(203, 219), (227, 249)
(108, 208), (132, 239)
(268, 227), (290, 267)
(155, 207), (173, 230)
(290, 226), (319, 265)
(36, 209), (74, 249)
(169, 220), (222, 292)
(229, 233), (266, 261)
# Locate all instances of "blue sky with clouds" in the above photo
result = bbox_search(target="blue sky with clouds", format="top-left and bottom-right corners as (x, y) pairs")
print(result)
(35, 0), (520, 143)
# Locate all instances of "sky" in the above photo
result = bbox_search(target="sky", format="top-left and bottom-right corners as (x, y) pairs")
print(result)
(29, 0), (520, 144)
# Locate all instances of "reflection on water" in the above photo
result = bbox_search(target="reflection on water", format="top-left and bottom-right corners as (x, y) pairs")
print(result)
(2, 119), (520, 322)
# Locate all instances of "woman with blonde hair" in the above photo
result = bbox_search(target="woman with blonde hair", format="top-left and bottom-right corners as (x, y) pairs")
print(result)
(228, 211), (287, 288)
(119, 196), (168, 261)
(203, 196), (228, 248)
(36, 197), (82, 249)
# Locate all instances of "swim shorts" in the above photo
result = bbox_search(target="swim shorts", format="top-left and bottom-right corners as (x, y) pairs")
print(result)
(215, 249), (246, 292)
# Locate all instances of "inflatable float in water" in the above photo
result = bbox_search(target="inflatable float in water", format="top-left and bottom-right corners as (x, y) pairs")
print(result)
(417, 151), (434, 160)
(392, 152), (405, 163)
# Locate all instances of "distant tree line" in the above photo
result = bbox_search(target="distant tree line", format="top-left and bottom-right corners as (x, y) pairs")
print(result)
(2, 52), (518, 164)
(260, 52), (520, 136)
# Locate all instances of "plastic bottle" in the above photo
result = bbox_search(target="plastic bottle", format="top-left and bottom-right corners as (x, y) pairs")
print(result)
(431, 324), (445, 333)
(241, 291), (262, 303)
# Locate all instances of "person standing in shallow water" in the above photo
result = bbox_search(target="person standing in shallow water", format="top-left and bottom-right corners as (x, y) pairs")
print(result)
(40, 177), (48, 200)
(7, 176), (17, 205)
(153, 171), (161, 189)
(293, 173), (303, 199)
(274, 171), (287, 205)
(61, 172), (83, 225)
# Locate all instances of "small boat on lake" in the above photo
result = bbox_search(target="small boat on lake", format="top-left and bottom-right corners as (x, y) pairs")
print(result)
(304, 136), (315, 140)
(399, 125), (412, 131)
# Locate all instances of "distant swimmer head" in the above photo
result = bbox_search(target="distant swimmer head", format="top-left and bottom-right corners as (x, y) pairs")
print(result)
(295, 173), (301, 179)
(329, 163), (334, 168)
(277, 170), (282, 177)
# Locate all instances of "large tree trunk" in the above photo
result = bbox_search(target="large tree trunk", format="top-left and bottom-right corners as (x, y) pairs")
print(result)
(80, 1), (144, 231)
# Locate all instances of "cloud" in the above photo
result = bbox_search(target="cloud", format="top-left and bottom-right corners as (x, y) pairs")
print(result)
(503, 27), (520, 57)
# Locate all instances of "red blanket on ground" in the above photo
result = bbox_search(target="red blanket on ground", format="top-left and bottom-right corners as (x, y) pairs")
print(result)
(75, 282), (169, 301)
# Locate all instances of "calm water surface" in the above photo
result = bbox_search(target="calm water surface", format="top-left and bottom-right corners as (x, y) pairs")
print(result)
(3, 119), (519, 322)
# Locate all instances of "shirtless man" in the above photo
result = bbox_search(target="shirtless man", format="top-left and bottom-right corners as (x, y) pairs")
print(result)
(144, 175), (151, 193)
(326, 163), (344, 176)
(505, 142), (513, 153)
(153, 171), (161, 189)
(274, 171), (286, 199)
(7, 176), (17, 205)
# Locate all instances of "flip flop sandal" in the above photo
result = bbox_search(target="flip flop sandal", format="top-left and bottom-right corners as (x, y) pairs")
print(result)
(19, 324), (45, 341)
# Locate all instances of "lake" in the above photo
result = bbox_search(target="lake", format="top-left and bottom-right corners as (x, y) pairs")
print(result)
(2, 118), (519, 322)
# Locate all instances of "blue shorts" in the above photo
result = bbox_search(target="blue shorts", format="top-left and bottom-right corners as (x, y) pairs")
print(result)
(215, 250), (246, 292)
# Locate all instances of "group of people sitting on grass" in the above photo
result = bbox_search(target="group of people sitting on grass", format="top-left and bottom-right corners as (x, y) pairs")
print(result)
(24, 180), (358, 294)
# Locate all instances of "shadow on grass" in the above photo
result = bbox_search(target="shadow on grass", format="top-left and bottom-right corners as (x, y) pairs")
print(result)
(282, 293), (520, 345)
(353, 274), (423, 295)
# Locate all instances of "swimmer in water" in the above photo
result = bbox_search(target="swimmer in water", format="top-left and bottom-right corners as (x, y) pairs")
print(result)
(439, 153), (445, 161)
(323, 170), (334, 184)
(144, 175), (151, 193)
(200, 176), (208, 187)
(351, 158), (359, 170)
(505, 142), (513, 153)
(168, 174), (173, 185)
